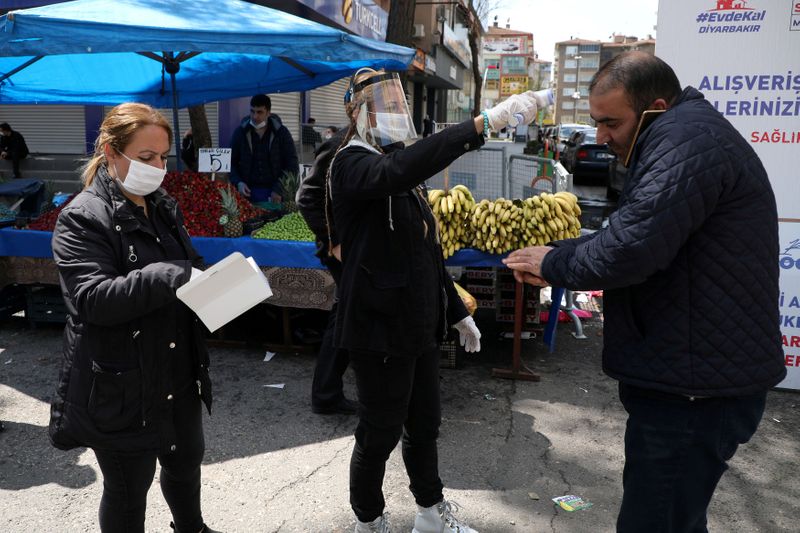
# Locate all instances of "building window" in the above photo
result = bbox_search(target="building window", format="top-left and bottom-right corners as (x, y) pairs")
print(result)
(564, 59), (576, 69)
(563, 74), (576, 82)
(579, 44), (600, 54)
(565, 45), (578, 56)
(562, 88), (575, 96)
(501, 56), (527, 75)
(561, 101), (575, 110)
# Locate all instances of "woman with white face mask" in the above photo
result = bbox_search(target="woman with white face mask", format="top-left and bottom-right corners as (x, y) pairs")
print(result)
(49, 103), (219, 533)
(326, 68), (541, 533)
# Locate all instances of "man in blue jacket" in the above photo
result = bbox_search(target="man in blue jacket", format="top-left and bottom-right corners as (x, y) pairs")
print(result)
(230, 94), (299, 203)
(504, 51), (786, 532)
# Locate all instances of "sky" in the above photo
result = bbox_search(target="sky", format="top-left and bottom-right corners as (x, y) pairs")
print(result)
(486, 0), (660, 62)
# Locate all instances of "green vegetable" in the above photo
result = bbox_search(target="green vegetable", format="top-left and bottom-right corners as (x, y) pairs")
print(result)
(251, 212), (316, 242)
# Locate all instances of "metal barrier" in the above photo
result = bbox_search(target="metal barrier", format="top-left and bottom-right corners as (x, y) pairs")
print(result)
(426, 145), (508, 200)
(507, 154), (559, 199)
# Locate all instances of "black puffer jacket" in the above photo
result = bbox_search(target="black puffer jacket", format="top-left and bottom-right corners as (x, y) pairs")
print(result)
(230, 114), (299, 195)
(49, 168), (211, 453)
(543, 87), (785, 397)
(296, 128), (347, 261)
(330, 119), (482, 356)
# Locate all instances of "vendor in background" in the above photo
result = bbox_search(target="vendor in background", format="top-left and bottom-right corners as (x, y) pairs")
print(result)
(0, 122), (30, 179)
(296, 125), (357, 415)
(327, 67), (539, 533)
(49, 103), (219, 533)
(230, 94), (299, 204)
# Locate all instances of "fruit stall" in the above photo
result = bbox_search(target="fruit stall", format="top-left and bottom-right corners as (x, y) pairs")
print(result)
(0, 171), (582, 376)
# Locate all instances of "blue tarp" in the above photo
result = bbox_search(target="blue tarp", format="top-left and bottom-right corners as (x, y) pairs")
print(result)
(0, 228), (510, 268)
(0, 0), (414, 107)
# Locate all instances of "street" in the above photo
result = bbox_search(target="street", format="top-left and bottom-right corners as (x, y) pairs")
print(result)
(1, 309), (798, 532)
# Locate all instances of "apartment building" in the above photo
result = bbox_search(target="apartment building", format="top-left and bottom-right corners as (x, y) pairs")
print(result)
(553, 35), (656, 125)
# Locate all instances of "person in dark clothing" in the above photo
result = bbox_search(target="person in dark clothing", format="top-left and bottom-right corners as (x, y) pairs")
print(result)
(230, 94), (299, 204)
(0, 122), (30, 179)
(328, 68), (539, 533)
(422, 115), (433, 137)
(504, 52), (786, 533)
(301, 117), (323, 154)
(296, 127), (357, 415)
(322, 125), (339, 141)
(49, 103), (219, 533)
(180, 128), (198, 171)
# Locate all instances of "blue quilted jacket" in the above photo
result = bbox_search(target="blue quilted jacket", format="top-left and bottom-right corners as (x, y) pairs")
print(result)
(542, 87), (786, 396)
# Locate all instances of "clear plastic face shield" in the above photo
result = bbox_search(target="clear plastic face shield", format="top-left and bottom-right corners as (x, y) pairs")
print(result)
(347, 70), (417, 147)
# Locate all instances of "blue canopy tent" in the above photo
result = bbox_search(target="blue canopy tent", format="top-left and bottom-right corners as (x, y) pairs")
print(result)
(0, 0), (414, 168)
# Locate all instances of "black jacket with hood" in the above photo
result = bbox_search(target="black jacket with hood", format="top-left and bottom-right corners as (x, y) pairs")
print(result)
(296, 128), (347, 264)
(49, 168), (211, 453)
(329, 119), (482, 356)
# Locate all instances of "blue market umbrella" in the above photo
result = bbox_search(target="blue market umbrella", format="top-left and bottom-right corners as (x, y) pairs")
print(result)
(0, 0), (413, 167)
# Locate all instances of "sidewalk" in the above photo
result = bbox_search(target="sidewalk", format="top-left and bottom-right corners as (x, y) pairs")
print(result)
(1, 313), (797, 532)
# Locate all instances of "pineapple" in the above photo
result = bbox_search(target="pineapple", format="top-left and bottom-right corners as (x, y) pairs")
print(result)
(219, 185), (243, 238)
(279, 171), (300, 212)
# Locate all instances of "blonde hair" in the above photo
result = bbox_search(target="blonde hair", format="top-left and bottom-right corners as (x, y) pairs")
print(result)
(81, 103), (172, 187)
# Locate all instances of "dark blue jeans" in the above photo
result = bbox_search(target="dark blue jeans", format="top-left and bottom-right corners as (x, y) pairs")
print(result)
(93, 393), (205, 533)
(617, 383), (766, 533)
(349, 348), (444, 522)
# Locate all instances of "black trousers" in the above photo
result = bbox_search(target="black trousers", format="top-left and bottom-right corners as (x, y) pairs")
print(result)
(616, 382), (766, 533)
(93, 393), (206, 533)
(312, 259), (349, 408)
(349, 347), (443, 522)
(311, 301), (351, 408)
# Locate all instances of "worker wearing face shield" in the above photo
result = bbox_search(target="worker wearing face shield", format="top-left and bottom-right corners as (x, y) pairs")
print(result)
(325, 68), (541, 533)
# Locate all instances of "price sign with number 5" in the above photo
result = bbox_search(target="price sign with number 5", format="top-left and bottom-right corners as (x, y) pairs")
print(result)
(198, 148), (232, 173)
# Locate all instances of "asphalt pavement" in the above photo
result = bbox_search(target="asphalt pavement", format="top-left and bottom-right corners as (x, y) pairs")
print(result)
(1, 304), (798, 533)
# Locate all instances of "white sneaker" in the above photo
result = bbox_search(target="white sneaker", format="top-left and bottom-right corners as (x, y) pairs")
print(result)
(354, 512), (391, 533)
(412, 500), (478, 533)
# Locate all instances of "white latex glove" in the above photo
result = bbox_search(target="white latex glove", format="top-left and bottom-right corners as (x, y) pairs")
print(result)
(485, 93), (538, 131)
(237, 181), (251, 198)
(453, 315), (481, 353)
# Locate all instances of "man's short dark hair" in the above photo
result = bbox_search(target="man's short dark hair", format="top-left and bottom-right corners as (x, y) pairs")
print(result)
(0, 123), (10, 132)
(250, 94), (271, 110)
(589, 52), (682, 116)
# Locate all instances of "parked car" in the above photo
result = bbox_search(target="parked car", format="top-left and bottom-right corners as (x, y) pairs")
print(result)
(560, 128), (617, 184)
(555, 123), (592, 153)
(607, 159), (628, 199)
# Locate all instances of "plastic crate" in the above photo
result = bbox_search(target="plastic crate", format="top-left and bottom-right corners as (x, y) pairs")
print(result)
(25, 285), (68, 326)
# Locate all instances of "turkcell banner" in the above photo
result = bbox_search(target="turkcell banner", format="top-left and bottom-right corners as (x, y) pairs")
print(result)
(657, 0), (800, 389)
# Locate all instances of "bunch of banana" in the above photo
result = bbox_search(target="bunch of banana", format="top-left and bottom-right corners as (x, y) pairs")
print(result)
(428, 185), (476, 258)
(519, 191), (582, 246)
(470, 198), (524, 254)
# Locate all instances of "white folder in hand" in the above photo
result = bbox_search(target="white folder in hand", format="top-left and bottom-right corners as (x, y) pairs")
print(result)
(177, 252), (272, 332)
